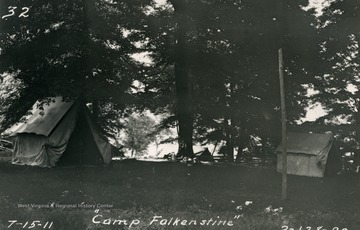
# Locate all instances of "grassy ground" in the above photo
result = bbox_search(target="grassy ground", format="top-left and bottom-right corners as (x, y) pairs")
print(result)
(0, 159), (359, 230)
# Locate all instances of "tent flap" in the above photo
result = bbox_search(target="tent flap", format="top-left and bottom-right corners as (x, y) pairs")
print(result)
(85, 108), (112, 164)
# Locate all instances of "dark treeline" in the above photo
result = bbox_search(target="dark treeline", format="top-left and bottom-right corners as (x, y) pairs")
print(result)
(0, 0), (359, 166)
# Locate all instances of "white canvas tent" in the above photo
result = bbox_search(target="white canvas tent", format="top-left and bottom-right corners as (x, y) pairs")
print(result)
(4, 97), (112, 167)
(276, 132), (341, 177)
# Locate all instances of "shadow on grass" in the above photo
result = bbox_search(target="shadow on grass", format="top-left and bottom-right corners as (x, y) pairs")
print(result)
(0, 160), (359, 229)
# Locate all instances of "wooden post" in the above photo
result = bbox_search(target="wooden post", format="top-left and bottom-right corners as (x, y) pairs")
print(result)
(278, 48), (287, 200)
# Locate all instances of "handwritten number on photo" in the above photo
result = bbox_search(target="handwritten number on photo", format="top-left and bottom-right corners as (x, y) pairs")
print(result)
(2, 6), (30, 19)
(2, 6), (17, 19)
(19, 7), (30, 18)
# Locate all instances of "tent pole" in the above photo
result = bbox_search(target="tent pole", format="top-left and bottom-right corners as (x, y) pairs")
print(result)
(279, 48), (287, 200)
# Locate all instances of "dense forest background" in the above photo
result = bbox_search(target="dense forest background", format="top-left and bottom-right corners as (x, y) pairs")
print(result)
(0, 0), (359, 169)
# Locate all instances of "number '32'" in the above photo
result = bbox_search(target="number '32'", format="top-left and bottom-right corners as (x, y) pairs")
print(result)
(2, 6), (30, 19)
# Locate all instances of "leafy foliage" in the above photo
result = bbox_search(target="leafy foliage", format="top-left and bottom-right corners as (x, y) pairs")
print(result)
(0, 0), (149, 130)
(122, 114), (157, 157)
(304, 0), (360, 166)
(0, 0), (358, 164)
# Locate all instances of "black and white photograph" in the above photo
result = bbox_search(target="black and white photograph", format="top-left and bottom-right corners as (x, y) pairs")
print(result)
(0, 0), (359, 229)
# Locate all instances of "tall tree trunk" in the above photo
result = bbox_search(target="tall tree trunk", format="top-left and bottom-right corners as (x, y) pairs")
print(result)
(92, 97), (100, 121)
(170, 0), (194, 158)
(354, 35), (360, 167)
(225, 118), (234, 162)
(354, 93), (360, 167)
(224, 80), (235, 162)
(82, 1), (101, 124)
(235, 144), (243, 163)
(81, 0), (97, 120)
(235, 131), (249, 163)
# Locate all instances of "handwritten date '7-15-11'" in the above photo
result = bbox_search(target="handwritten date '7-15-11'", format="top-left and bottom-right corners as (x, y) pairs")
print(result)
(2, 6), (30, 19)
(7, 220), (53, 229)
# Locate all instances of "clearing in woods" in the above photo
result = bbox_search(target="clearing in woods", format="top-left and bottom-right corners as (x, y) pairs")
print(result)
(0, 160), (359, 229)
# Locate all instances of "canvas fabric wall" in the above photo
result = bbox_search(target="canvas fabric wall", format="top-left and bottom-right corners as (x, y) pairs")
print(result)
(8, 97), (112, 167)
(12, 102), (78, 167)
(277, 154), (325, 177)
(276, 132), (336, 177)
